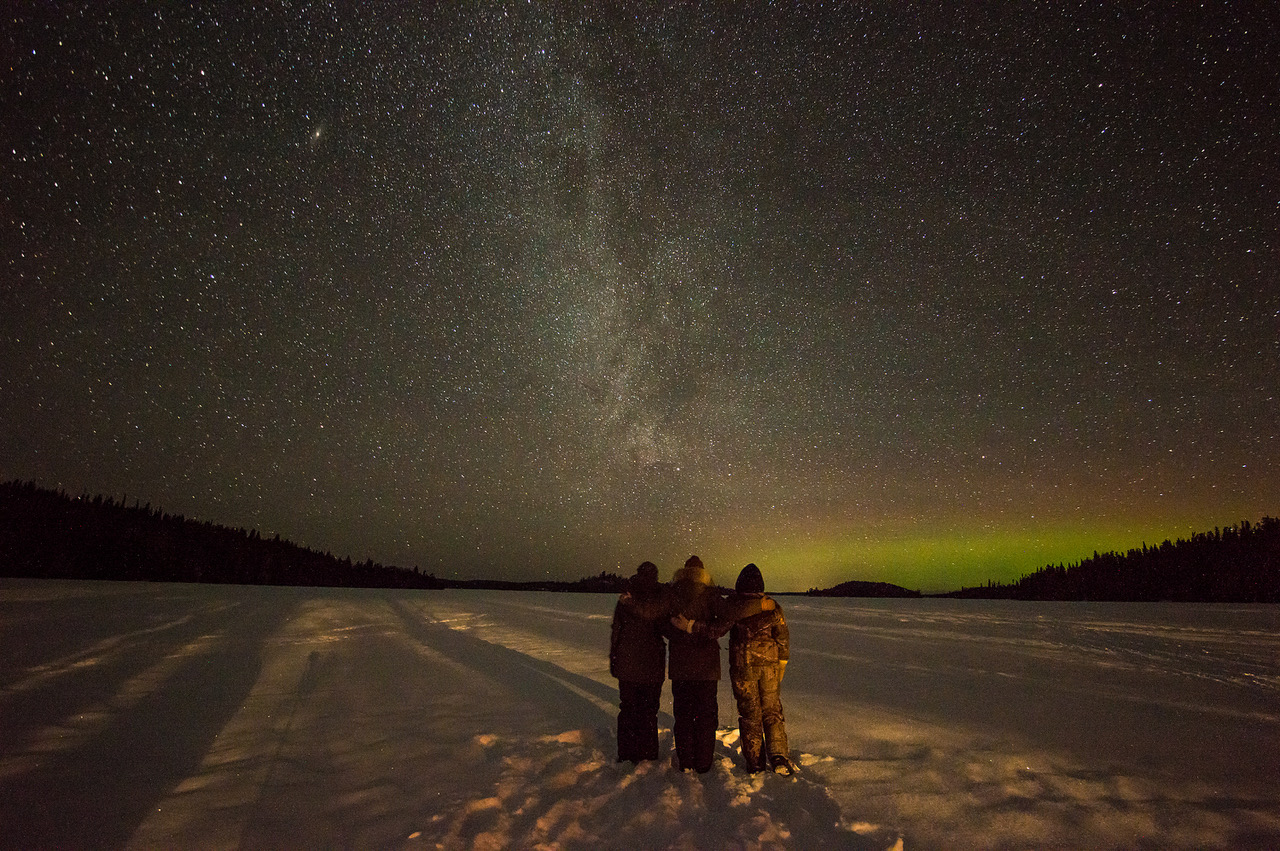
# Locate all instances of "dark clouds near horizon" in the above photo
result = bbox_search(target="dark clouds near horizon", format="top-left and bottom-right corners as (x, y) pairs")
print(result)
(3, 3), (1277, 589)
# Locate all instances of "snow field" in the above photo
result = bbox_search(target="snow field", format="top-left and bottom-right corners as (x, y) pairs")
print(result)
(1, 581), (1277, 849)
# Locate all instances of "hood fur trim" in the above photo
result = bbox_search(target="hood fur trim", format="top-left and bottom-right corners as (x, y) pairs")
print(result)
(674, 564), (711, 586)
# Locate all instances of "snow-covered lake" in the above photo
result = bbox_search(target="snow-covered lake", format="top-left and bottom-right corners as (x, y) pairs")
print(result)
(1, 580), (1277, 849)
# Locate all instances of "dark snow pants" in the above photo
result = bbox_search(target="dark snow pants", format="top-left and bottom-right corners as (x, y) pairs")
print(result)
(731, 664), (787, 772)
(616, 680), (662, 763)
(671, 679), (718, 773)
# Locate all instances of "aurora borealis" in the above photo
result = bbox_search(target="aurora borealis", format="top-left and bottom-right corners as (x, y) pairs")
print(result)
(3, 4), (1276, 591)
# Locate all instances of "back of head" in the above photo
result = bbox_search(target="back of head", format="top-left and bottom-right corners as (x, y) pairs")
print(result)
(735, 563), (765, 595)
(673, 555), (711, 590)
(630, 561), (659, 592)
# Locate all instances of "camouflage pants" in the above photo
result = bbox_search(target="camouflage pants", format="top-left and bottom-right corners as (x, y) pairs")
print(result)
(730, 663), (788, 772)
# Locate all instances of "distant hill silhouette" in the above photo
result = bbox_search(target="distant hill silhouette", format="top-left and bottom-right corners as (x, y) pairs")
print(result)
(0, 480), (625, 593)
(944, 517), (1280, 603)
(805, 580), (921, 598)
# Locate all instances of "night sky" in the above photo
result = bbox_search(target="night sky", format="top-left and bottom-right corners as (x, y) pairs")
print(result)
(3, 3), (1277, 592)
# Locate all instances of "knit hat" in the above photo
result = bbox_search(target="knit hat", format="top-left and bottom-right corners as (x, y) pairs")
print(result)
(735, 563), (765, 594)
(684, 555), (703, 569)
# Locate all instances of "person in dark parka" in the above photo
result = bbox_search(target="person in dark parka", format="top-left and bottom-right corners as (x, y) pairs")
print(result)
(663, 555), (722, 772)
(609, 561), (666, 763)
(665, 556), (778, 773)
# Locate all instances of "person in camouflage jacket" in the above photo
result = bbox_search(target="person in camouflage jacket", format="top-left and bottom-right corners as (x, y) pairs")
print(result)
(725, 563), (793, 774)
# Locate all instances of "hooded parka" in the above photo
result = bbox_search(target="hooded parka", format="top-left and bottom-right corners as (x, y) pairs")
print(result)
(664, 560), (722, 681)
(726, 564), (792, 773)
(610, 565), (667, 683)
(610, 562), (667, 763)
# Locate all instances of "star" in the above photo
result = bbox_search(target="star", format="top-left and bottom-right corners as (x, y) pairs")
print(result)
(0, 3), (1274, 591)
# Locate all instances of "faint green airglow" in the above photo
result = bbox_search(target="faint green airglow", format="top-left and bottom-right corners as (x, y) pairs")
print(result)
(734, 519), (1214, 594)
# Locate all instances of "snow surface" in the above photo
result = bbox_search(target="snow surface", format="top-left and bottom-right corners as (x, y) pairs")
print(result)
(1, 580), (1278, 850)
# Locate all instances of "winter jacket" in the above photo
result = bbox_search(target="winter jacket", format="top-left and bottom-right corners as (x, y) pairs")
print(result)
(692, 593), (773, 642)
(729, 599), (788, 675)
(610, 581), (667, 683)
(664, 564), (723, 681)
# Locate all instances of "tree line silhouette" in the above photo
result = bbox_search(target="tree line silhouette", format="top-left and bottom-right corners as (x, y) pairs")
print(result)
(0, 480), (625, 592)
(945, 517), (1280, 602)
(4, 480), (1276, 601)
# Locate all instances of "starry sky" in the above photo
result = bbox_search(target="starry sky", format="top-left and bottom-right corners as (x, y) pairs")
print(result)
(3, 3), (1277, 592)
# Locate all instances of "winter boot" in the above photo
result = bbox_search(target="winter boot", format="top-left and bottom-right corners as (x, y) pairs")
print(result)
(769, 754), (798, 776)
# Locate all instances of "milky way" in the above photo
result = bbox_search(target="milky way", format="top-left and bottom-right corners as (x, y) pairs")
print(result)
(3, 4), (1277, 590)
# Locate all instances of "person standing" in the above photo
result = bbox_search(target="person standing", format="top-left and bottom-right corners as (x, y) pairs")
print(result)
(725, 563), (794, 774)
(663, 555), (722, 772)
(609, 561), (666, 763)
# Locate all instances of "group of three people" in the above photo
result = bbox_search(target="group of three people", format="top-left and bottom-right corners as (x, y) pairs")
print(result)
(609, 555), (796, 775)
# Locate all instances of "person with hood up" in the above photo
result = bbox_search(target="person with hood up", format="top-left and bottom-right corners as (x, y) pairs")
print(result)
(664, 556), (775, 773)
(609, 561), (666, 763)
(663, 555), (722, 772)
(676, 563), (794, 775)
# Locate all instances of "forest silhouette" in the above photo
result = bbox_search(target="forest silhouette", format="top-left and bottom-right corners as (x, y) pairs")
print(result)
(1, 480), (1276, 601)
(942, 518), (1280, 603)
(0, 480), (623, 592)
